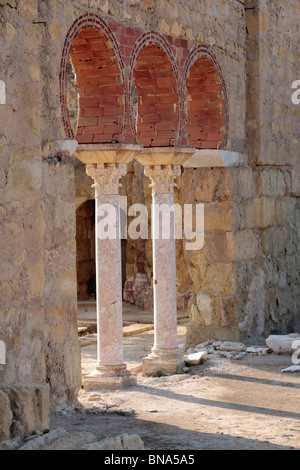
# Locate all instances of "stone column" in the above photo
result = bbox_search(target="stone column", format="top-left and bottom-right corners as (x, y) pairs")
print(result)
(83, 163), (136, 390)
(142, 165), (184, 376)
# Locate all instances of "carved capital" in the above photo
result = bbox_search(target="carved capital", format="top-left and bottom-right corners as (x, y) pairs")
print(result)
(86, 163), (127, 195)
(144, 165), (181, 194)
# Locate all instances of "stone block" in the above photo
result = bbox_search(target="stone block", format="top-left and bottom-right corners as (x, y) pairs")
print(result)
(204, 201), (234, 232)
(19, 0), (38, 21)
(184, 351), (207, 366)
(81, 434), (144, 450)
(0, 105), (13, 127)
(142, 353), (185, 377)
(266, 335), (300, 355)
(194, 170), (220, 203)
(59, 267), (77, 297)
(28, 261), (45, 299)
(226, 230), (259, 261)
(0, 390), (13, 441)
(0, 383), (50, 433)
(42, 431), (97, 450)
(196, 293), (214, 326)
(201, 263), (236, 297)
(246, 197), (276, 229)
(19, 428), (67, 450)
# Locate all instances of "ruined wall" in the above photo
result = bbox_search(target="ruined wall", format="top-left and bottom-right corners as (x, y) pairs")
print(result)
(0, 0), (81, 408)
(0, 0), (299, 411)
(186, 0), (300, 345)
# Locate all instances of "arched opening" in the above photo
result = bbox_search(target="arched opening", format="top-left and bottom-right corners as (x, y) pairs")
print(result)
(132, 44), (179, 147)
(186, 56), (226, 149)
(68, 27), (124, 144)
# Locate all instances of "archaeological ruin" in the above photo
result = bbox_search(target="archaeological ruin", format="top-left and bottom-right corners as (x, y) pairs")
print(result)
(0, 0), (299, 443)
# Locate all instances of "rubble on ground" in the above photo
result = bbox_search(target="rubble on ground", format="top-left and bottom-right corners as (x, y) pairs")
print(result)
(183, 339), (271, 364)
(183, 334), (300, 373)
(266, 334), (300, 354)
(0, 426), (144, 451)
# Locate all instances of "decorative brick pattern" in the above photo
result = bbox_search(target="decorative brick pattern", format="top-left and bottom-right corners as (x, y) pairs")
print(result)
(183, 46), (229, 150)
(128, 32), (181, 147)
(59, 14), (126, 143)
(60, 14), (229, 149)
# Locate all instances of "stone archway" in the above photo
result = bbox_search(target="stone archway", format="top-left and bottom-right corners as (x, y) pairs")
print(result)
(60, 14), (126, 143)
(129, 32), (181, 148)
(183, 46), (229, 149)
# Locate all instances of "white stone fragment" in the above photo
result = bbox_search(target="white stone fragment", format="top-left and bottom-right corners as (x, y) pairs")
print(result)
(184, 351), (207, 366)
(281, 365), (300, 373)
(0, 81), (6, 105)
(0, 340), (6, 364)
(266, 335), (300, 354)
(246, 347), (270, 354)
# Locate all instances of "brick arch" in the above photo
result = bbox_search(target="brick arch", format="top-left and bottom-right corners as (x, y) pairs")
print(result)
(129, 32), (181, 148)
(183, 46), (229, 149)
(60, 14), (126, 144)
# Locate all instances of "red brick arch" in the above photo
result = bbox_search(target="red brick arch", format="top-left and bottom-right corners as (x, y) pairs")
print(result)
(129, 32), (181, 148)
(60, 14), (126, 144)
(183, 46), (229, 149)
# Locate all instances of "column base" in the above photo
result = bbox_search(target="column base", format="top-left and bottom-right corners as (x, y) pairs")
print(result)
(83, 365), (137, 391)
(142, 348), (185, 377)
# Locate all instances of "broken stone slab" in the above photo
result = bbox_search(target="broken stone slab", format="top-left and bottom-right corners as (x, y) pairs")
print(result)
(19, 428), (68, 450)
(246, 347), (270, 354)
(42, 432), (98, 450)
(184, 351), (207, 366)
(266, 335), (300, 354)
(219, 341), (246, 352)
(80, 434), (144, 451)
(281, 365), (300, 373)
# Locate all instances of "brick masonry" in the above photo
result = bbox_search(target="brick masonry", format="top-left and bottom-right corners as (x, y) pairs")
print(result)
(59, 13), (229, 149)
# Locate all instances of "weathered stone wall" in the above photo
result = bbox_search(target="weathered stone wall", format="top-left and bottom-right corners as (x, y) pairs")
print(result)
(0, 0), (81, 408)
(185, 0), (300, 344)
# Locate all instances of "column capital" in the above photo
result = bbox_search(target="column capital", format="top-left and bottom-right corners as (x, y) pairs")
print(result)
(86, 163), (127, 196)
(144, 165), (181, 194)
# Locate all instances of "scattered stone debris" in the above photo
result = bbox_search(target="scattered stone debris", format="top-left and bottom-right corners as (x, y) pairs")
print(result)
(184, 339), (269, 364)
(183, 335), (300, 375)
(266, 334), (300, 354)
(4, 427), (144, 451)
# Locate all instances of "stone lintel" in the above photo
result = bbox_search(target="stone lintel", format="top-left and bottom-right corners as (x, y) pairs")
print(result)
(73, 143), (143, 165)
(136, 146), (196, 167)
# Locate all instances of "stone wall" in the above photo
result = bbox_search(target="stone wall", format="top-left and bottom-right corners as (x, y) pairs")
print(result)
(185, 0), (300, 344)
(0, 0), (81, 408)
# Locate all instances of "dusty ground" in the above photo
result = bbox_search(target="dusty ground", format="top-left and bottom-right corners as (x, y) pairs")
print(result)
(50, 306), (300, 451)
